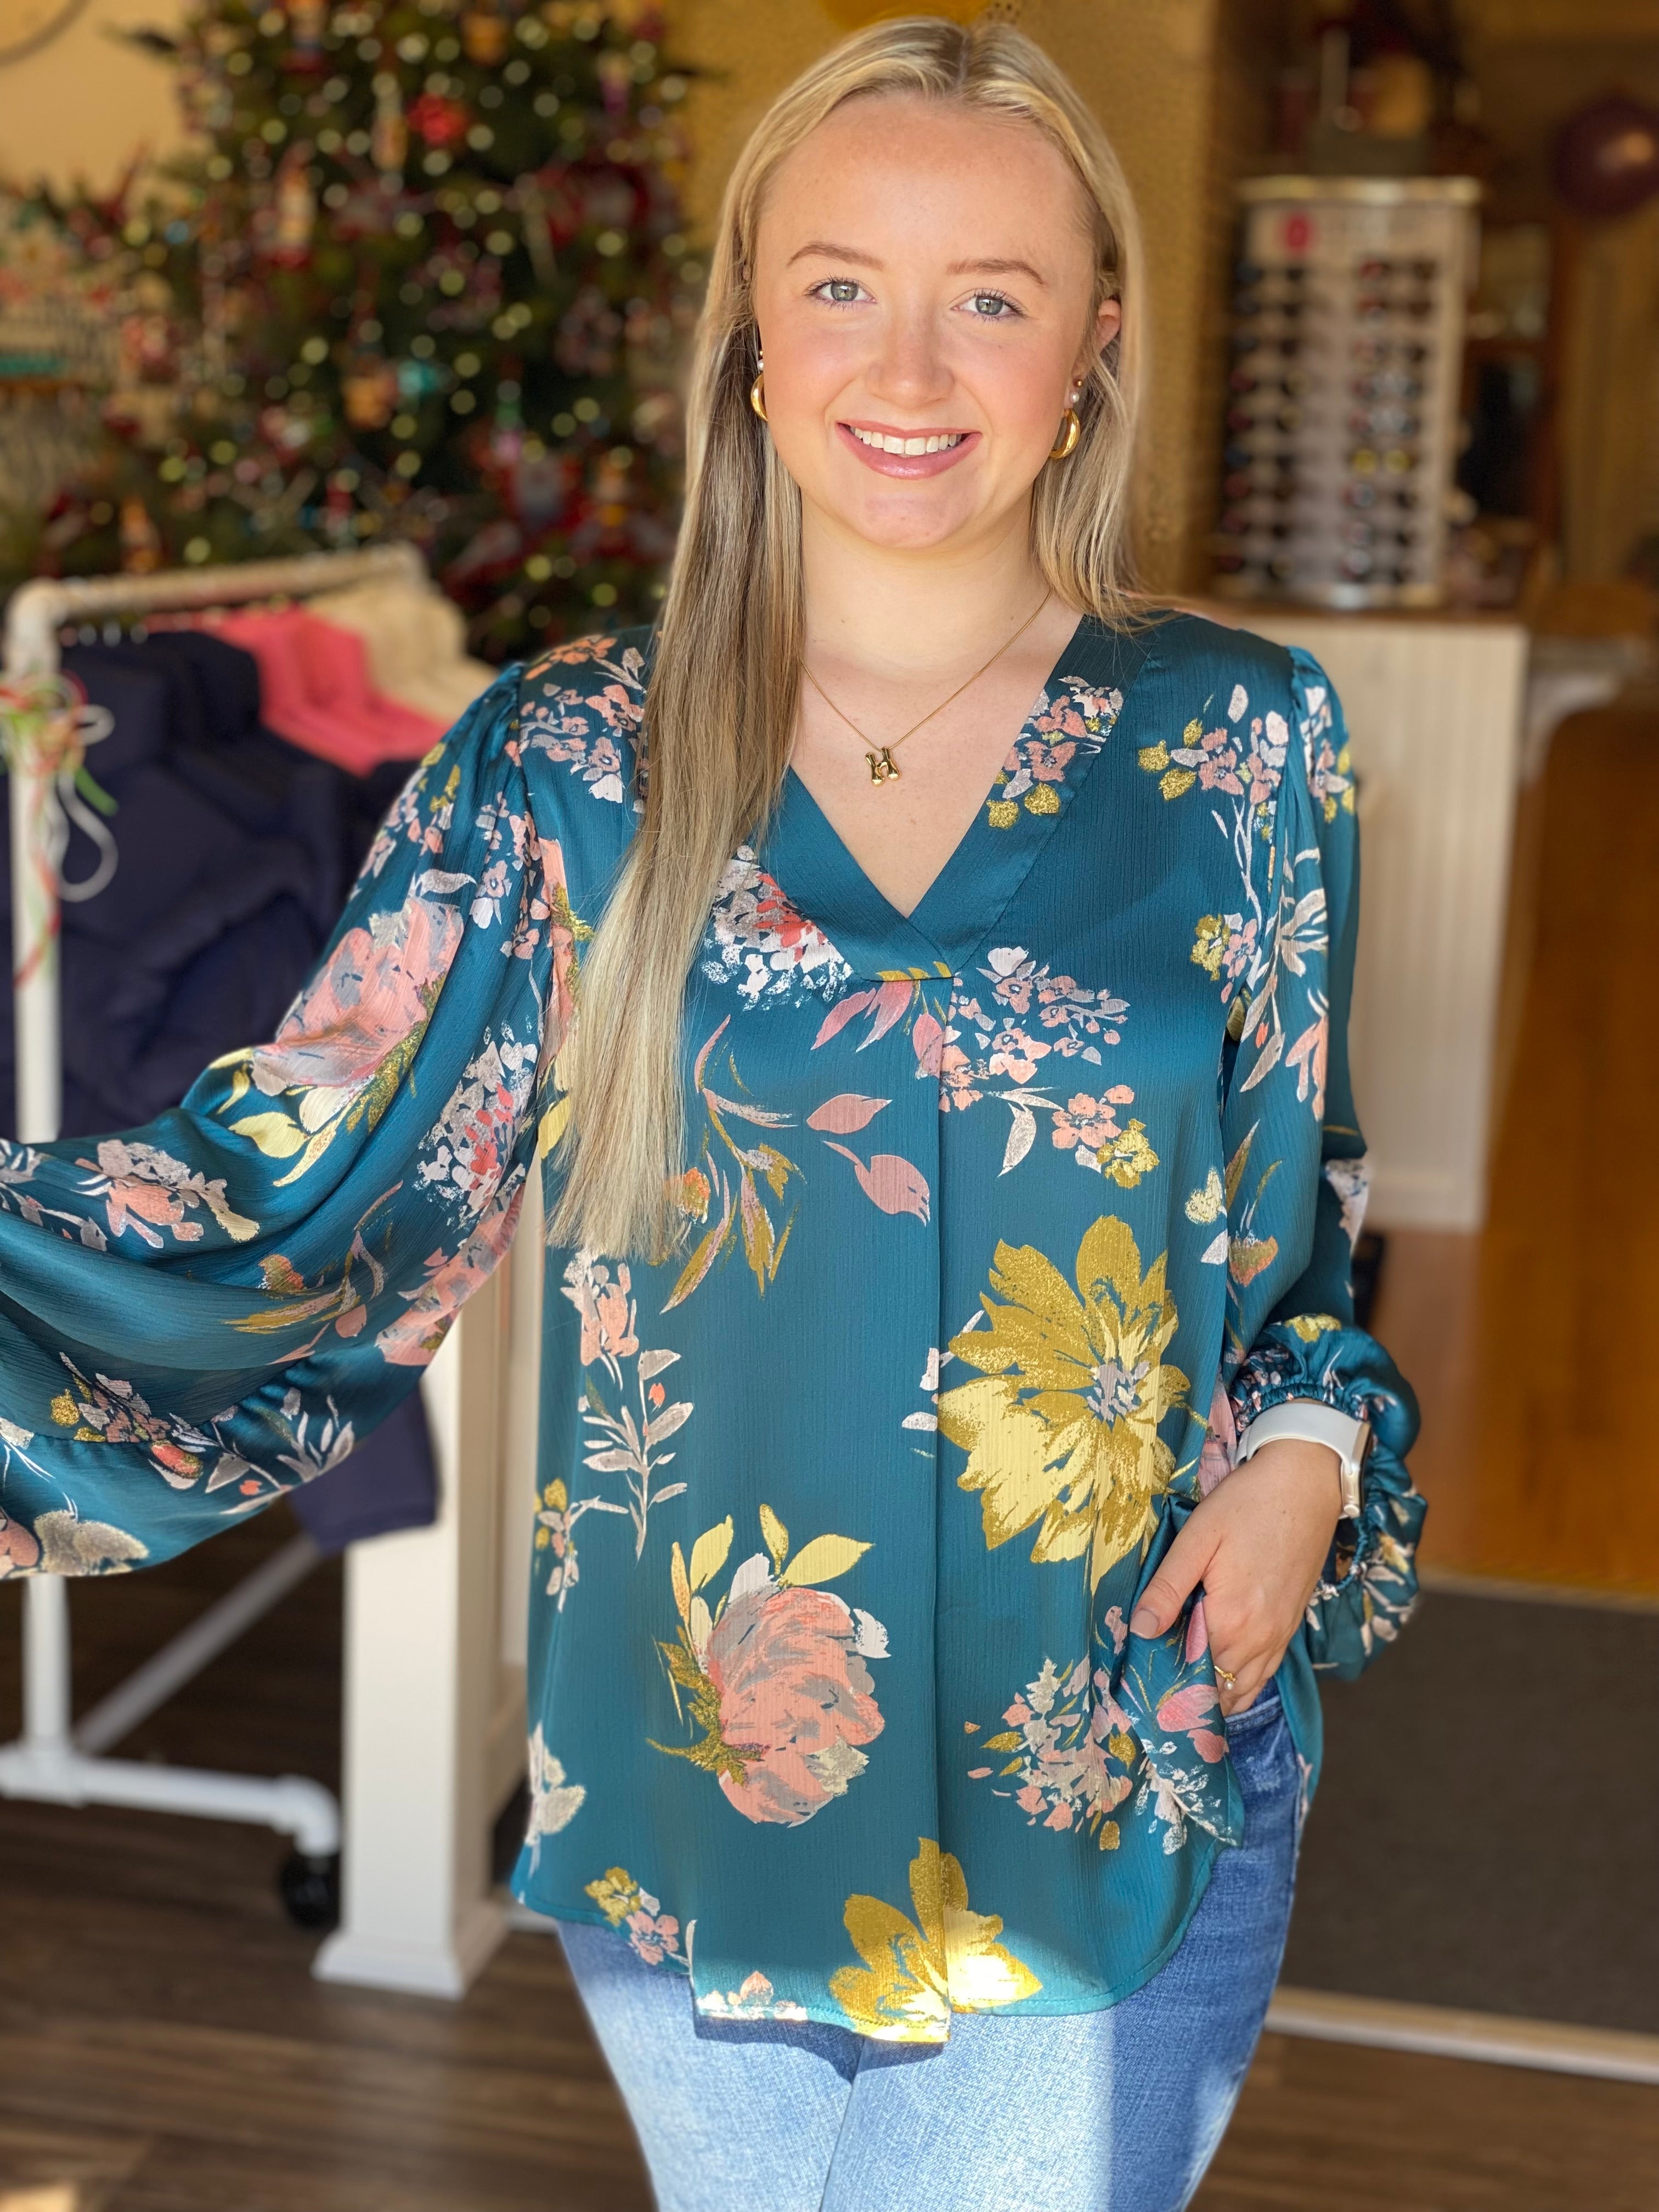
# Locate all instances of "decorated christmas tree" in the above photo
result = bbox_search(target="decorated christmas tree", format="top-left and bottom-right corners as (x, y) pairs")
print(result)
(12, 0), (699, 657)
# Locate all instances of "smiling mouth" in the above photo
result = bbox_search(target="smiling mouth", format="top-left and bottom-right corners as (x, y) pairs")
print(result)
(847, 426), (969, 456)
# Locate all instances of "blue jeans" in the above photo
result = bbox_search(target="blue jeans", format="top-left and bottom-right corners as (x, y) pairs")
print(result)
(556, 1683), (1303, 2212)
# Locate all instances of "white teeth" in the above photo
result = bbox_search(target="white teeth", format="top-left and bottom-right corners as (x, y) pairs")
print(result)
(850, 427), (963, 454)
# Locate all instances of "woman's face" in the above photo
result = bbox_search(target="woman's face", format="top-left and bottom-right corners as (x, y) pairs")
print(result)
(750, 94), (1120, 561)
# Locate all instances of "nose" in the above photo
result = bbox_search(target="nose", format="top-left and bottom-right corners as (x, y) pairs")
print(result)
(863, 301), (952, 411)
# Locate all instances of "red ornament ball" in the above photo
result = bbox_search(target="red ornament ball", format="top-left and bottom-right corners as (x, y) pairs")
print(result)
(1554, 93), (1659, 219)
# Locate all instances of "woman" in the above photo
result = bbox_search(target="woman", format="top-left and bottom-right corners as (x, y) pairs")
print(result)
(0, 19), (1421, 2210)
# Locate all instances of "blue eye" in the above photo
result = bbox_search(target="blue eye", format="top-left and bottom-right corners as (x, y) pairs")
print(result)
(967, 291), (1017, 319)
(816, 279), (864, 306)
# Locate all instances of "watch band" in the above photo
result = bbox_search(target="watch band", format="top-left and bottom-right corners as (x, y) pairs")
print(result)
(1234, 1401), (1370, 1520)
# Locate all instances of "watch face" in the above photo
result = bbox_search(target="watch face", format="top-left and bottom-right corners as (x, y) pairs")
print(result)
(0, 0), (87, 65)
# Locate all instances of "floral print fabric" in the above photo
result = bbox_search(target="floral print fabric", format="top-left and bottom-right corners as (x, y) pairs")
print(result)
(0, 613), (1421, 2040)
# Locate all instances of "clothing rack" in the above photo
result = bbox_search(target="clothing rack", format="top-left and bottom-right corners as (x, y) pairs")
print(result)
(0, 540), (426, 1908)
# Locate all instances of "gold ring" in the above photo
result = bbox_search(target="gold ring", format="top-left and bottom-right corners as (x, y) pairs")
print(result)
(1215, 1666), (1238, 1690)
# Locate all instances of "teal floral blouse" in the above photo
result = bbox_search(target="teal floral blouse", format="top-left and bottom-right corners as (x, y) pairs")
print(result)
(0, 610), (1421, 2040)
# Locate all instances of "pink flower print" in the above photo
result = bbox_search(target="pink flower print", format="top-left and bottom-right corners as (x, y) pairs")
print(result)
(624, 1908), (682, 1966)
(1027, 739), (1076, 783)
(704, 1582), (885, 1827)
(252, 894), (462, 1099)
(938, 1037), (982, 1111)
(1044, 1801), (1074, 1831)
(376, 1176), (526, 1367)
(0, 1509), (40, 1575)
(1051, 1091), (1126, 1154)
(591, 678), (644, 732)
(984, 946), (1039, 1013)
(1016, 1782), (1045, 1816)
(98, 1171), (202, 1246)
(987, 1027), (1048, 1082)
(1221, 917), (1259, 990)
(1032, 696), (1086, 740)
(561, 1254), (639, 1368)
(1196, 728), (1244, 795)
(584, 733), (624, 796)
(1155, 1683), (1228, 1765)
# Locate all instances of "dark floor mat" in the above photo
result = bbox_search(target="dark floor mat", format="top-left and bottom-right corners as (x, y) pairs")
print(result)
(1283, 1587), (1659, 2035)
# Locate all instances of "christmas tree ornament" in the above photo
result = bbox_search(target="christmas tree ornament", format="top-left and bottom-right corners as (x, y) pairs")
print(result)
(593, 448), (632, 517)
(119, 495), (163, 573)
(343, 351), (399, 430)
(512, 175), (560, 285)
(409, 91), (471, 147)
(283, 0), (326, 72)
(461, 1), (510, 65)
(595, 49), (631, 119)
(372, 77), (408, 176)
(270, 149), (318, 264)
(397, 356), (443, 401)
(324, 470), (356, 541)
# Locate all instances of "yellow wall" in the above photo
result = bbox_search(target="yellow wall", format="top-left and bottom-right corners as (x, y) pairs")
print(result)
(0, 0), (190, 194)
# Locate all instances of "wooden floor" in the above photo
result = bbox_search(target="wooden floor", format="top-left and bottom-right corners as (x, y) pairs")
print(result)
(1373, 701), (1659, 1596)
(3, 1519), (1658, 2205)
(3, 703), (1659, 2204)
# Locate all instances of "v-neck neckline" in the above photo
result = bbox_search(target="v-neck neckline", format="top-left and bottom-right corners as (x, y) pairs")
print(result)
(764, 612), (1155, 979)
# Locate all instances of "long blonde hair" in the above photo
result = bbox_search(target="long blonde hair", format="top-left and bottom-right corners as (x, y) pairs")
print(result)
(551, 14), (1145, 1259)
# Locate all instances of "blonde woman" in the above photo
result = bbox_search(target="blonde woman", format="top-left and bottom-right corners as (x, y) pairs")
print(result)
(0, 18), (1421, 2209)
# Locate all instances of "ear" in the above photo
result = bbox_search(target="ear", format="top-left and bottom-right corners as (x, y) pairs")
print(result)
(1075, 295), (1122, 386)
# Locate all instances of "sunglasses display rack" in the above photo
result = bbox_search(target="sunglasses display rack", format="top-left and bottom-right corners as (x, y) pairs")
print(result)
(1212, 176), (1481, 610)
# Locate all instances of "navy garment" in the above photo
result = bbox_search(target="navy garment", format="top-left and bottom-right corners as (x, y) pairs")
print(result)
(0, 628), (436, 1544)
(285, 1389), (439, 1554)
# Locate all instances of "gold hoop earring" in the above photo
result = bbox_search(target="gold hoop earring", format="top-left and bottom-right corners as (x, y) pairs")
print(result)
(749, 371), (768, 423)
(1048, 408), (1081, 461)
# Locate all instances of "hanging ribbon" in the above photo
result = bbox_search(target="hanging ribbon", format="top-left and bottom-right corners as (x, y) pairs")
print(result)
(0, 670), (119, 989)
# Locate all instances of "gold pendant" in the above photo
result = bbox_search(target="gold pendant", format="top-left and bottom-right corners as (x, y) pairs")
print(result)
(865, 747), (901, 786)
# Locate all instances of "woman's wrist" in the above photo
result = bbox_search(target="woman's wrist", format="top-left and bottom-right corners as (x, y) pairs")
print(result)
(1234, 1433), (1344, 1521)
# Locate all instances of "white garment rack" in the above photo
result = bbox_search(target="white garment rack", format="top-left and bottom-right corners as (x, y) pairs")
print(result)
(0, 541), (426, 1882)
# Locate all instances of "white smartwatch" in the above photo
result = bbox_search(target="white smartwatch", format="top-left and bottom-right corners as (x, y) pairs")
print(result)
(1234, 1401), (1370, 1521)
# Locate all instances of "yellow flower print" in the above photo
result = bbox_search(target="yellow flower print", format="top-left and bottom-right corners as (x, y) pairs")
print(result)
(830, 1839), (1041, 2042)
(585, 1866), (641, 1925)
(1190, 915), (1231, 980)
(1285, 1312), (1340, 1342)
(1024, 783), (1059, 816)
(986, 798), (1019, 830)
(938, 1217), (1189, 1589)
(1097, 1120), (1159, 1188)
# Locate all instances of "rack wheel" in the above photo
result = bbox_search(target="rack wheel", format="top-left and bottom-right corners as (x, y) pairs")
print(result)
(279, 1849), (341, 1931)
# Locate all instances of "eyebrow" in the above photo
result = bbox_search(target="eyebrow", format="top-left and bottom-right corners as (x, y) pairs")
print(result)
(946, 256), (1048, 288)
(787, 240), (879, 267)
(786, 241), (1048, 288)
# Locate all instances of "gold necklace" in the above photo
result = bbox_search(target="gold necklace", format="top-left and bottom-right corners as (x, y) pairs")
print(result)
(803, 590), (1053, 788)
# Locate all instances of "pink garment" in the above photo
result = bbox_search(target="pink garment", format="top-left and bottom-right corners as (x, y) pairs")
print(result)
(208, 607), (445, 776)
